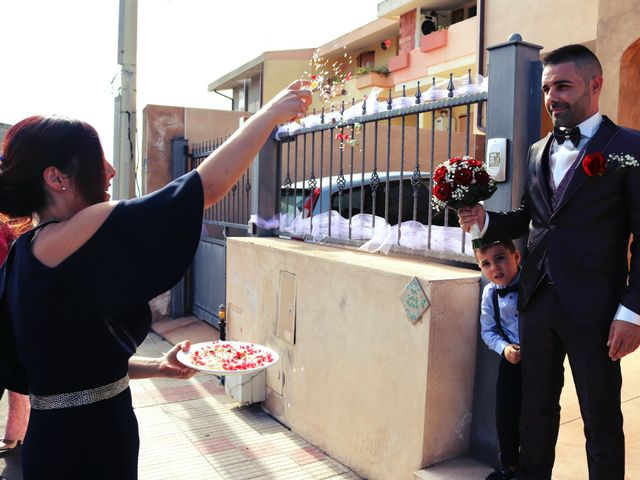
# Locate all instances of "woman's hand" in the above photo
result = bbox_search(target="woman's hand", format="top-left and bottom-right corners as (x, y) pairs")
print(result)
(261, 80), (312, 124)
(158, 340), (197, 379)
(196, 80), (312, 208)
(128, 340), (197, 380)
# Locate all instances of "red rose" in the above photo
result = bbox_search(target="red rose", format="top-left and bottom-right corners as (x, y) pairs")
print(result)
(434, 166), (448, 183)
(454, 168), (473, 186)
(583, 152), (606, 176)
(433, 182), (452, 201)
(475, 170), (490, 185)
(450, 156), (463, 165)
(468, 159), (483, 168)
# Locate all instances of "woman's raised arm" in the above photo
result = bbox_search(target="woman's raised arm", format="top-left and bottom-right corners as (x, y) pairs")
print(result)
(196, 80), (311, 207)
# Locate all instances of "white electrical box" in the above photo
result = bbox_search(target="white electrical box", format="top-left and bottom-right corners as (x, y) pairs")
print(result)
(225, 370), (267, 404)
(486, 138), (508, 182)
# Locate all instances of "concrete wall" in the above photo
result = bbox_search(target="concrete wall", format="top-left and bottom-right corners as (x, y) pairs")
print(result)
(484, 0), (598, 55)
(226, 237), (481, 480)
(596, 0), (640, 129)
(484, 0), (640, 128)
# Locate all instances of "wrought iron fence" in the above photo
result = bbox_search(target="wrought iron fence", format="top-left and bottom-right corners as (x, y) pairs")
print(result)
(275, 72), (488, 260)
(189, 137), (251, 231)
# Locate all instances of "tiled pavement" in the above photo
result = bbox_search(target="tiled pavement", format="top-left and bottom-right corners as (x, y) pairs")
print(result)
(2, 317), (639, 479)
(0, 331), (361, 480)
(133, 333), (361, 480)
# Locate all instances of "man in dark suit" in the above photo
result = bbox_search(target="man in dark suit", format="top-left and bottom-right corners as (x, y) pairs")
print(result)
(459, 44), (640, 480)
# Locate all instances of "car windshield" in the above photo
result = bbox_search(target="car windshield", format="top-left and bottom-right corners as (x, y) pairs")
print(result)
(280, 189), (310, 215)
(330, 179), (456, 226)
(280, 176), (457, 227)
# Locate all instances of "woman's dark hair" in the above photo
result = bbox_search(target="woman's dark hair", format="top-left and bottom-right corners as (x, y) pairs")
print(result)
(0, 115), (107, 218)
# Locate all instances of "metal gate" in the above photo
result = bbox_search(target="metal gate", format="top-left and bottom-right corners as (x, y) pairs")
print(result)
(176, 138), (252, 328)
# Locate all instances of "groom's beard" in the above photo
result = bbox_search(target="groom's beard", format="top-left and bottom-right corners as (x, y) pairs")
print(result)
(547, 89), (592, 128)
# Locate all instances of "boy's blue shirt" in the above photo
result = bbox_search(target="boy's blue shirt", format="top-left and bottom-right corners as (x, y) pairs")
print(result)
(480, 271), (521, 356)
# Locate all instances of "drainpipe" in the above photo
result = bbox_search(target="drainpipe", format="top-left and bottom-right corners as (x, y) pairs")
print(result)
(476, 0), (486, 132)
(259, 62), (264, 108)
(214, 90), (234, 110)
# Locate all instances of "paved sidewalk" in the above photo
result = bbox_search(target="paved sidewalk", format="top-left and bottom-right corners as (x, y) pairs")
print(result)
(2, 316), (638, 479)
(0, 330), (360, 480)
(134, 333), (360, 480)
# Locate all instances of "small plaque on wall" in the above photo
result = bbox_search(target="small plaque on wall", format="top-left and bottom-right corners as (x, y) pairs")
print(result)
(400, 277), (430, 324)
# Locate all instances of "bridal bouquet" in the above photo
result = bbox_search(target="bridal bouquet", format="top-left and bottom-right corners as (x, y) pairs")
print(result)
(431, 156), (497, 248)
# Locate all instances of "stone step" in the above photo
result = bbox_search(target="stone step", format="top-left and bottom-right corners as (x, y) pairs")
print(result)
(414, 457), (493, 480)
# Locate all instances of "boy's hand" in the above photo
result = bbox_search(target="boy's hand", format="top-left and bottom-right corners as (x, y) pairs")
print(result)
(504, 344), (521, 364)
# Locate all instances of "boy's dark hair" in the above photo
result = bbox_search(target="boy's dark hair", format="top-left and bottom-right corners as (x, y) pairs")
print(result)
(542, 44), (602, 76)
(474, 238), (516, 255)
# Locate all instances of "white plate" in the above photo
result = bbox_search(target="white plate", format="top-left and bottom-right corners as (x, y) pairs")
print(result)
(176, 341), (280, 376)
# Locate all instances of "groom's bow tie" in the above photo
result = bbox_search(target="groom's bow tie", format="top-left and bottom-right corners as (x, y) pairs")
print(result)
(496, 283), (519, 297)
(553, 126), (581, 146)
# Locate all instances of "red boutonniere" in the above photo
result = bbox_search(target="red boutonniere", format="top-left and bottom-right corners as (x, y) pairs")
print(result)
(582, 152), (606, 176)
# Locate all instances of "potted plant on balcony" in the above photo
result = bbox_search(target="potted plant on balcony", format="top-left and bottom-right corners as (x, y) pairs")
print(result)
(355, 65), (393, 88)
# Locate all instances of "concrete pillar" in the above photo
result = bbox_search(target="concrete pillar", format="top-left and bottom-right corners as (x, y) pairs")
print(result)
(470, 34), (542, 465)
(170, 137), (189, 318)
(249, 131), (280, 237)
(484, 34), (542, 212)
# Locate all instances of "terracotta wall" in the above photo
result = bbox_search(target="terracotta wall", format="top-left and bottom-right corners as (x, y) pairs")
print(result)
(280, 124), (485, 184)
(596, 0), (640, 128)
(142, 105), (248, 194)
(399, 9), (417, 55)
(618, 39), (640, 130)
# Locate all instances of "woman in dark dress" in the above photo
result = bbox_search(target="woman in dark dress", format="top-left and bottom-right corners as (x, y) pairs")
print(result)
(0, 81), (310, 479)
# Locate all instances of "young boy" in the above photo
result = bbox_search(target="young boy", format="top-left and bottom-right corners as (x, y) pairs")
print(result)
(475, 238), (522, 480)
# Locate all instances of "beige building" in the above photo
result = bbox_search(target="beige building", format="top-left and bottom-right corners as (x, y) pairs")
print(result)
(207, 49), (315, 114)
(484, 0), (640, 130)
(377, 0), (640, 132)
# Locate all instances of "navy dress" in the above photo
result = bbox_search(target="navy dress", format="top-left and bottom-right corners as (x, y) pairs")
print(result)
(7, 171), (204, 479)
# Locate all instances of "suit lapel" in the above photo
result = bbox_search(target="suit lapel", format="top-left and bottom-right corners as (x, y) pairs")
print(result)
(533, 134), (553, 214)
(551, 116), (621, 216)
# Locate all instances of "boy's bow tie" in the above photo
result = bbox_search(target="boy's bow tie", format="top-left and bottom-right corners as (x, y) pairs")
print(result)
(497, 283), (519, 297)
(553, 126), (581, 146)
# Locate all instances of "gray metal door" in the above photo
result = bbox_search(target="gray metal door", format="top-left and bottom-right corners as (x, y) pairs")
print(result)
(191, 237), (226, 327)
(183, 139), (252, 328)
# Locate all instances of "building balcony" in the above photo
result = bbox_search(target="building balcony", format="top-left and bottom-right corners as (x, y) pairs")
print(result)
(355, 71), (395, 89)
(387, 15), (478, 87)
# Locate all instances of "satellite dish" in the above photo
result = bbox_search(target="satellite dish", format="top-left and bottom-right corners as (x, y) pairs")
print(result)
(421, 17), (437, 35)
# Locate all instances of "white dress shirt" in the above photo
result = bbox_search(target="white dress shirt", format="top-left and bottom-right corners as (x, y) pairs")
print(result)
(480, 112), (640, 326)
(549, 112), (602, 187)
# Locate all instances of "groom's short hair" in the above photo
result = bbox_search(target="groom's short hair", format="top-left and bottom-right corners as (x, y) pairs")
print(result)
(543, 44), (603, 77)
